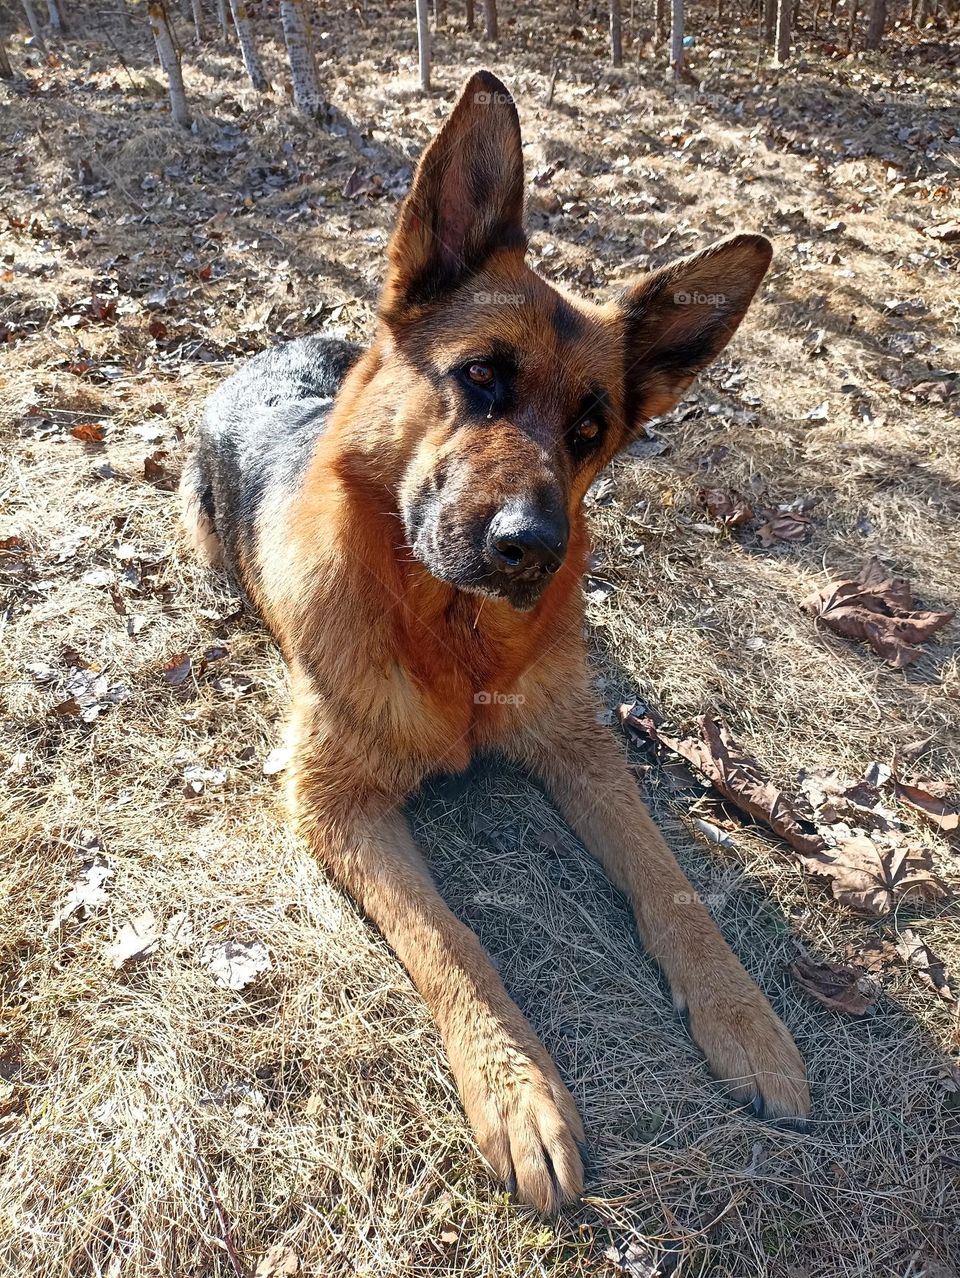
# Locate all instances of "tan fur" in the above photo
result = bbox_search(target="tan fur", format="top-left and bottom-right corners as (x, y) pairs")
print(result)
(185, 72), (809, 1214)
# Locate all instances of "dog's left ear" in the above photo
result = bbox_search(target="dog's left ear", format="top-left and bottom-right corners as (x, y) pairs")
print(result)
(619, 234), (772, 433)
(380, 71), (526, 320)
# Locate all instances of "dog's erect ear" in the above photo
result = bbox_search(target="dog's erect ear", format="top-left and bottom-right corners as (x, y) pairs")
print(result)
(380, 71), (526, 320)
(619, 234), (772, 433)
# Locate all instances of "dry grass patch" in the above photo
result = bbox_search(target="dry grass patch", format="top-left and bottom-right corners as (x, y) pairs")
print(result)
(2, 3), (959, 1275)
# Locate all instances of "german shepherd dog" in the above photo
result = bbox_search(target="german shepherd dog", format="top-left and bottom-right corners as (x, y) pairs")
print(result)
(182, 71), (809, 1213)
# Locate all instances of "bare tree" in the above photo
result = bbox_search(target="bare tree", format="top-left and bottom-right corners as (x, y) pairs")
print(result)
(670, 0), (684, 76)
(762, 0), (776, 41)
(654, 0), (666, 45)
(191, 0), (205, 40)
(483, 0), (496, 40)
(415, 0), (430, 90)
(433, 0), (445, 25)
(280, 0), (323, 114)
(229, 0), (269, 90)
(216, 0), (230, 37)
(847, 0), (858, 44)
(773, 0), (791, 61)
(148, 1), (191, 126)
(47, 0), (65, 33)
(610, 0), (622, 65)
(865, 0), (886, 44)
(0, 37), (14, 78)
(21, 0), (46, 47)
(465, 0), (474, 29)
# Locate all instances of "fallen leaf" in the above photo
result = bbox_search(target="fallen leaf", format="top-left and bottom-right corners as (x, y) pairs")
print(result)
(789, 957), (878, 1015)
(797, 835), (945, 916)
(255, 1244), (298, 1277)
(643, 714), (826, 858)
(69, 422), (106, 442)
(211, 673), (257, 698)
(890, 776), (959, 833)
(897, 930), (955, 1003)
(697, 486), (753, 527)
(439, 1229), (459, 1245)
(757, 512), (811, 547)
(49, 857), (114, 929)
(801, 558), (954, 668)
(805, 400), (830, 421)
(163, 653), (192, 687)
(143, 450), (176, 490)
(109, 913), (160, 968)
(924, 221), (960, 243)
(204, 939), (271, 990)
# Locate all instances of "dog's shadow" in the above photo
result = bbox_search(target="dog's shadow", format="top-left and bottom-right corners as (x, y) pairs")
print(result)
(406, 748), (957, 1268)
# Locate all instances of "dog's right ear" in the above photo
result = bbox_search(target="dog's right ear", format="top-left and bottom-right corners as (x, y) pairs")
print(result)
(380, 71), (526, 321)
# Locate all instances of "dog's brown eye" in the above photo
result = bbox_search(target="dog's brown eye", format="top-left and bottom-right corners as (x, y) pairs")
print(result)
(577, 418), (600, 442)
(466, 362), (495, 386)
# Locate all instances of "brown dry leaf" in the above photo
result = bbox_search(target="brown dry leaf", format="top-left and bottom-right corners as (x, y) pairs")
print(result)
(797, 835), (945, 916)
(255, 1244), (298, 1277)
(757, 512), (811, 547)
(69, 422), (106, 443)
(801, 557), (954, 668)
(789, 957), (878, 1016)
(163, 653), (192, 687)
(144, 449), (177, 490)
(890, 776), (960, 833)
(670, 715), (826, 857)
(897, 930), (956, 1004)
(697, 486), (753, 527)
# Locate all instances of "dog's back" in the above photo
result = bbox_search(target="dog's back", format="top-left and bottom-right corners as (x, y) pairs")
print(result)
(180, 336), (361, 584)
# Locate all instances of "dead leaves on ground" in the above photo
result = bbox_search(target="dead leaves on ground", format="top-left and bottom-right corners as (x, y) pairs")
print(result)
(620, 707), (950, 920)
(695, 487), (814, 547)
(802, 557), (954, 669)
(788, 957), (879, 1016)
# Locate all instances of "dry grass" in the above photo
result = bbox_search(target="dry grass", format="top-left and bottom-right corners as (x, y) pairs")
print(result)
(1, 2), (959, 1275)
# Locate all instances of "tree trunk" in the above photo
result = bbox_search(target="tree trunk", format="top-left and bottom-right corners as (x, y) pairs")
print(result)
(610, 0), (622, 64)
(762, 0), (776, 40)
(148, 1), (191, 126)
(191, 0), (204, 39)
(864, 0), (885, 43)
(483, 0), (497, 39)
(669, 0), (684, 76)
(773, 0), (791, 60)
(21, 0), (46, 46)
(216, 0), (230, 37)
(280, 0), (323, 113)
(47, 0), (65, 33)
(415, 0), (431, 90)
(433, 0), (445, 24)
(654, 0), (666, 44)
(465, 0), (474, 28)
(847, 0), (858, 42)
(0, 38), (14, 77)
(229, 0), (269, 90)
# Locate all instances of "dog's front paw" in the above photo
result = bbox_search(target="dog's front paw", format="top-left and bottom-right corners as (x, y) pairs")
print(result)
(684, 979), (810, 1122)
(456, 1038), (585, 1213)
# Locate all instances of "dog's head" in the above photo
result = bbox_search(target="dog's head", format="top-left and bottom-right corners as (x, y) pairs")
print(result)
(375, 71), (771, 611)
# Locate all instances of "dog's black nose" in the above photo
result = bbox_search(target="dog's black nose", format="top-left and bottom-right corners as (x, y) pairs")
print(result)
(487, 505), (569, 576)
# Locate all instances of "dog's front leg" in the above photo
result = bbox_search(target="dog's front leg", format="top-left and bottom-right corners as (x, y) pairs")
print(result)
(288, 711), (585, 1213)
(503, 689), (810, 1122)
